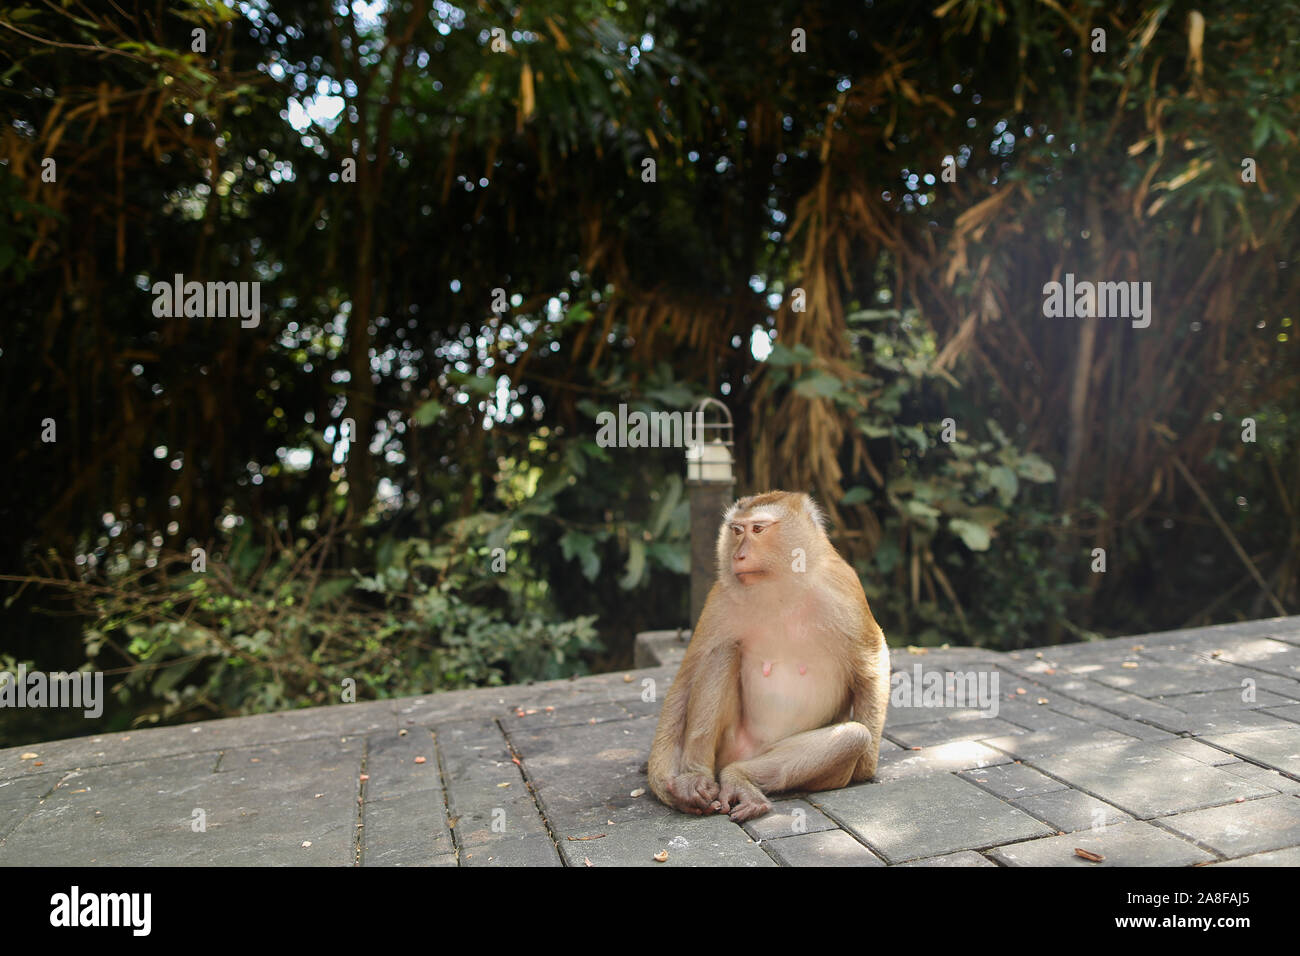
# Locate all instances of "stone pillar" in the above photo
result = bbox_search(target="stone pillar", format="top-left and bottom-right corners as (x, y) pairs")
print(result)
(688, 482), (733, 627)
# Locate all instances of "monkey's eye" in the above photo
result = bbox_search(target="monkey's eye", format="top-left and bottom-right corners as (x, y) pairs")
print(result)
(753, 525), (765, 534)
(731, 525), (743, 535)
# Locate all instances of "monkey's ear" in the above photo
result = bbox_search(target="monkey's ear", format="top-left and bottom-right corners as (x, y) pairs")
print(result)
(801, 494), (828, 531)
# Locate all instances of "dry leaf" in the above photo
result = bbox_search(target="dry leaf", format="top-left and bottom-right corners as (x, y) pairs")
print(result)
(1074, 848), (1104, 862)
(584, 857), (593, 867)
(1037, 698), (1050, 705)
(623, 674), (633, 683)
(1121, 662), (1139, 669)
(359, 774), (369, 782)
(566, 834), (606, 841)
(399, 729), (408, 736)
(301, 841), (312, 848)
(20, 753), (37, 760)
(653, 850), (669, 862)
(630, 788), (646, 798)
(414, 756), (427, 764)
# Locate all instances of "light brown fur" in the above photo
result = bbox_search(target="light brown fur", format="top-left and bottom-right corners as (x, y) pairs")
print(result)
(648, 491), (890, 820)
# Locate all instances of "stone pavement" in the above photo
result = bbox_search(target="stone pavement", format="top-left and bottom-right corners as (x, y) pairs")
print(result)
(3, 615), (1300, 866)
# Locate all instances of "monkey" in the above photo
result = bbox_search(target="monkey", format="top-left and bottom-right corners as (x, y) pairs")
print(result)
(647, 491), (890, 821)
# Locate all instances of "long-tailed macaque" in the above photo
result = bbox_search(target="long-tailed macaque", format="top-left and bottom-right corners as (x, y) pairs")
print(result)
(648, 491), (889, 821)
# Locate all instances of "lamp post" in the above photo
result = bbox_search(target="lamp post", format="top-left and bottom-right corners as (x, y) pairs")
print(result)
(685, 398), (734, 627)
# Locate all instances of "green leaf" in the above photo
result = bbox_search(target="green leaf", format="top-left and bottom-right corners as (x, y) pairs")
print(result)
(903, 499), (941, 520)
(560, 529), (600, 580)
(646, 540), (689, 574)
(792, 370), (843, 400)
(767, 342), (817, 367)
(1251, 113), (1271, 150)
(619, 538), (646, 590)
(949, 518), (992, 551)
(986, 465), (1019, 505)
(842, 486), (872, 505)
(412, 400), (444, 426)
(308, 577), (354, 607)
(1015, 453), (1056, 483)
(650, 474), (683, 537)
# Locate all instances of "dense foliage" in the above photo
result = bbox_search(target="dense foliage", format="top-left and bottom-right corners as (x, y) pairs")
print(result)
(1, 0), (1296, 738)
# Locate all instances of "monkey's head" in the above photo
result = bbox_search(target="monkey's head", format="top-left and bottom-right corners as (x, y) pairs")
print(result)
(717, 491), (829, 587)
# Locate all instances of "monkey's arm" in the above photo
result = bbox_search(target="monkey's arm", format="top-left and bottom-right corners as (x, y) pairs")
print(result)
(647, 590), (738, 812)
(647, 653), (695, 800)
(677, 637), (739, 775)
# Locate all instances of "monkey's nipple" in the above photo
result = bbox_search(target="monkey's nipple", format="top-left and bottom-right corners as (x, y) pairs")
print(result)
(799, 664), (807, 675)
(762, 661), (772, 677)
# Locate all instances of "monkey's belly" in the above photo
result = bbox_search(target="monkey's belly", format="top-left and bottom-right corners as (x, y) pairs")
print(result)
(724, 657), (844, 762)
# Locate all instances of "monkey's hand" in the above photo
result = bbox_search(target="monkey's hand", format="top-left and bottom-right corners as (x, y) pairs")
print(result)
(663, 772), (720, 815)
(716, 766), (771, 822)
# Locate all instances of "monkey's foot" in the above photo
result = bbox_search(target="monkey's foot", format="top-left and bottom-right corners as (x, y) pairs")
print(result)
(716, 769), (771, 822)
(665, 773), (720, 815)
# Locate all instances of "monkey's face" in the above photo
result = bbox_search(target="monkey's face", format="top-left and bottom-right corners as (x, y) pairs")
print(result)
(725, 509), (784, 585)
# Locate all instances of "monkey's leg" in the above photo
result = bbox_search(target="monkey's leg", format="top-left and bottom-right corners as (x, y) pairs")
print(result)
(716, 722), (873, 821)
(850, 643), (890, 782)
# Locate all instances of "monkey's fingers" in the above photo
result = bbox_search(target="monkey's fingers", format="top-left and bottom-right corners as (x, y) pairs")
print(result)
(727, 799), (771, 822)
(694, 778), (720, 804)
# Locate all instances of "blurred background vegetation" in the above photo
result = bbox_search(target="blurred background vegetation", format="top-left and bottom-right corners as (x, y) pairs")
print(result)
(1, 0), (1296, 742)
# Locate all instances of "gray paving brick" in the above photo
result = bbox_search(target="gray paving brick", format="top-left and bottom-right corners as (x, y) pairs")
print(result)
(1212, 846), (1300, 866)
(451, 793), (546, 846)
(1089, 661), (1246, 697)
(557, 813), (774, 867)
(874, 740), (1011, 782)
(362, 730), (442, 800)
(1186, 711), (1297, 735)
(1202, 727), (1300, 776)
(1159, 795), (1300, 857)
(887, 716), (1026, 749)
(1031, 741), (1276, 819)
(1158, 687), (1294, 712)
(958, 762), (1068, 800)
(1213, 640), (1300, 679)
(817, 773), (1052, 863)
(1013, 789), (1132, 833)
(763, 829), (885, 866)
(362, 792), (453, 865)
(1158, 738), (1239, 766)
(741, 799), (838, 841)
(0, 772), (58, 841)
(460, 833), (562, 867)
(981, 726), (1140, 760)
(897, 850), (996, 867)
(989, 820), (1214, 866)
(1216, 762), (1300, 795)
